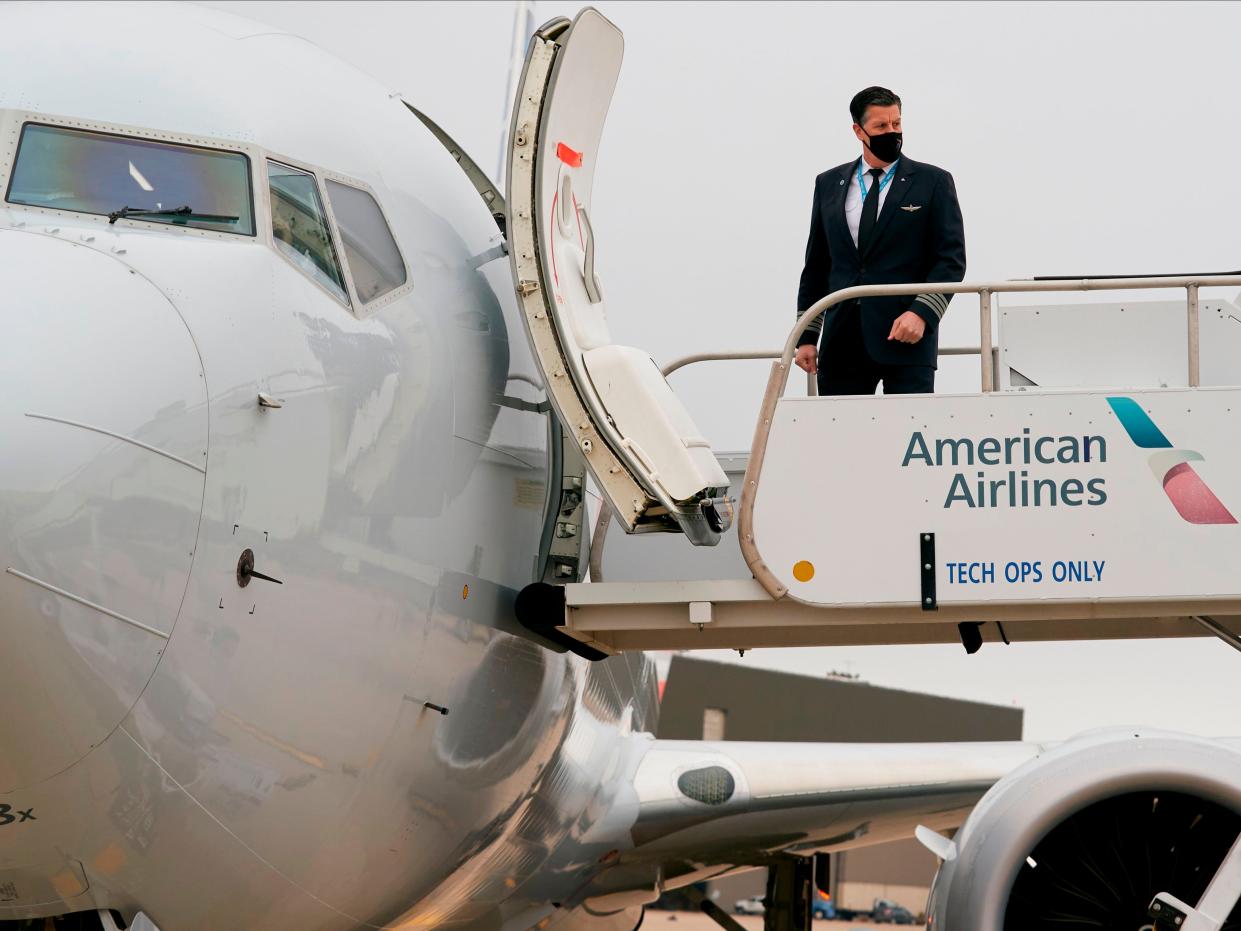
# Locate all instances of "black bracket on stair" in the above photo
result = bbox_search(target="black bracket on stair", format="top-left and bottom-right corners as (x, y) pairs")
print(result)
(957, 622), (984, 655)
(920, 532), (937, 611)
(515, 582), (608, 661)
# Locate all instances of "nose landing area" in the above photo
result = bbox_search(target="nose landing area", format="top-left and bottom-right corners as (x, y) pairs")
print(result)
(0, 230), (208, 792)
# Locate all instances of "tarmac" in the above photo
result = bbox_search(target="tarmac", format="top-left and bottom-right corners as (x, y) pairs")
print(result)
(644, 910), (919, 929)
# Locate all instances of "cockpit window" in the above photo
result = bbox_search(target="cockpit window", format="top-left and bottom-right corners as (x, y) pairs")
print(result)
(324, 180), (407, 303)
(6, 123), (254, 235)
(267, 161), (347, 302)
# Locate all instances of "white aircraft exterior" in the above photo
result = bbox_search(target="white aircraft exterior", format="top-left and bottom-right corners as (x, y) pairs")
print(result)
(1, 5), (1239, 931)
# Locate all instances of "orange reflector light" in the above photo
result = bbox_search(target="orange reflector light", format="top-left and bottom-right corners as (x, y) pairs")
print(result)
(793, 561), (815, 582)
(556, 142), (583, 167)
(462, 585), (470, 600)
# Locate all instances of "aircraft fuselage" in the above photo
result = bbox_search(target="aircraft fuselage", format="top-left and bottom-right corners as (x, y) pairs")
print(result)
(0, 5), (657, 928)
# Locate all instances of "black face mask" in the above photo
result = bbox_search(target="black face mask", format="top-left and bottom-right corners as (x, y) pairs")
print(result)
(861, 129), (903, 163)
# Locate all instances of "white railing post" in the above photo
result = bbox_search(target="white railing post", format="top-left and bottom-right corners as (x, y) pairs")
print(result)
(1188, 283), (1201, 387)
(979, 289), (994, 393)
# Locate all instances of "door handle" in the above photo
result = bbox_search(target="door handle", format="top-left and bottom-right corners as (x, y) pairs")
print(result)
(576, 205), (604, 304)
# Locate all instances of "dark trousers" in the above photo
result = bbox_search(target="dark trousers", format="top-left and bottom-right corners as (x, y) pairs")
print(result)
(816, 301), (934, 396)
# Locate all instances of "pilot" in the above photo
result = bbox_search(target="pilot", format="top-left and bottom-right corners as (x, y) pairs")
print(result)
(794, 86), (966, 395)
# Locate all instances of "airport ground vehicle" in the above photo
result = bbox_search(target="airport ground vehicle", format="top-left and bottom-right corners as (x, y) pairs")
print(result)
(810, 890), (837, 920)
(734, 896), (766, 915)
(871, 899), (917, 924)
(833, 897), (915, 923)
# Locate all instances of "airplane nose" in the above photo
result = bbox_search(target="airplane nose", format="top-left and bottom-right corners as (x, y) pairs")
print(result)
(0, 229), (208, 792)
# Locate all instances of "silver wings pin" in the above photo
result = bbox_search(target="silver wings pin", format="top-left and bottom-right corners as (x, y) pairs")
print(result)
(900, 204), (922, 212)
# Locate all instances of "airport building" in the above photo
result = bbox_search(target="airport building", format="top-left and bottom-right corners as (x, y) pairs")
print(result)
(655, 655), (1024, 915)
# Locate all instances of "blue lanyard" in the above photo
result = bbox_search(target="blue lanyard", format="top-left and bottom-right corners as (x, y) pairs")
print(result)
(857, 159), (898, 198)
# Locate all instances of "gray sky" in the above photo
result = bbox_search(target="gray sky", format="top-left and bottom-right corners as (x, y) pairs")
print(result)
(207, 1), (1241, 741)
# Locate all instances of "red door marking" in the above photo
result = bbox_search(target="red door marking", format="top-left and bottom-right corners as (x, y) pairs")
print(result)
(556, 142), (583, 168)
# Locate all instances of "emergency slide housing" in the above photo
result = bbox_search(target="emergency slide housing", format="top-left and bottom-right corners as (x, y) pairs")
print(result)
(507, 9), (1241, 657)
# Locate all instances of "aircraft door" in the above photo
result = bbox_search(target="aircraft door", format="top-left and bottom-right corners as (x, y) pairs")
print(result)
(506, 10), (731, 546)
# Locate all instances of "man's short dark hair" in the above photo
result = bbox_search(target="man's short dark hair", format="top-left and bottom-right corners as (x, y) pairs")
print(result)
(850, 86), (902, 126)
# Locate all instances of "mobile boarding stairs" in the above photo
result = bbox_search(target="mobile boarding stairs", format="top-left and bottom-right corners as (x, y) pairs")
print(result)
(505, 10), (1241, 659)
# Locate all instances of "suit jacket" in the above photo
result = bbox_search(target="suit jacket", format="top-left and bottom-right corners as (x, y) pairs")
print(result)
(796, 155), (966, 368)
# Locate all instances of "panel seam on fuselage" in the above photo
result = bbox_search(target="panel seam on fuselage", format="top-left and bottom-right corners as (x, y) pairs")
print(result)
(4, 567), (170, 640)
(24, 412), (207, 473)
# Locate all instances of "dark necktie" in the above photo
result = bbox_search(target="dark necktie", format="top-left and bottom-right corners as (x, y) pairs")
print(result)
(858, 167), (885, 253)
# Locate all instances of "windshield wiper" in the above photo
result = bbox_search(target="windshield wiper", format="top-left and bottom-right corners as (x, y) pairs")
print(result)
(108, 205), (239, 225)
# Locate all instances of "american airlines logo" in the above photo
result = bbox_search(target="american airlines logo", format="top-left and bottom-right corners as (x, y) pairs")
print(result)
(1106, 397), (1236, 525)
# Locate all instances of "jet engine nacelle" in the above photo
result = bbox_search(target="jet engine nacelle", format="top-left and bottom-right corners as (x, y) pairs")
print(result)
(925, 729), (1241, 930)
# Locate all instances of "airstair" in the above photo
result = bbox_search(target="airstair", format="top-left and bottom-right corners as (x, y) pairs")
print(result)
(505, 9), (1241, 658)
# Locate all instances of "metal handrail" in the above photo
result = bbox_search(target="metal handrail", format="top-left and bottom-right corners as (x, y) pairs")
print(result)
(588, 343), (996, 580)
(664, 345), (993, 383)
(740, 274), (1241, 600)
(661, 349), (785, 376)
(589, 351), (779, 581)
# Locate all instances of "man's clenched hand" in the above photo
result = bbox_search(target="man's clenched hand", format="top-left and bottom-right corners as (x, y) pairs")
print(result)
(888, 310), (926, 344)
(795, 344), (818, 374)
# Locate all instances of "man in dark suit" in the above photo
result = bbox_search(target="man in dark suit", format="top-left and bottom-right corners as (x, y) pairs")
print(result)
(795, 86), (966, 394)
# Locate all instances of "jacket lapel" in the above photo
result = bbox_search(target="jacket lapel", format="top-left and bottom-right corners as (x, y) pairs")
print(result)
(836, 158), (861, 259)
(861, 158), (920, 258)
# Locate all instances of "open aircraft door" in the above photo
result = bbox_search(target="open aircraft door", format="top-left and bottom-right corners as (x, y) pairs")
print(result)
(506, 9), (731, 545)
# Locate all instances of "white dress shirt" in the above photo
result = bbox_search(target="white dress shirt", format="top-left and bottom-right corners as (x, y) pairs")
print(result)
(844, 157), (899, 248)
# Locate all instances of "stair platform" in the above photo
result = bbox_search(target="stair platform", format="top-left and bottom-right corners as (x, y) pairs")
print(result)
(558, 578), (1241, 654)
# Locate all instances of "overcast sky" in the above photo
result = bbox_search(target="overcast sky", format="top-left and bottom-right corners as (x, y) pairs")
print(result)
(206, 1), (1241, 742)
